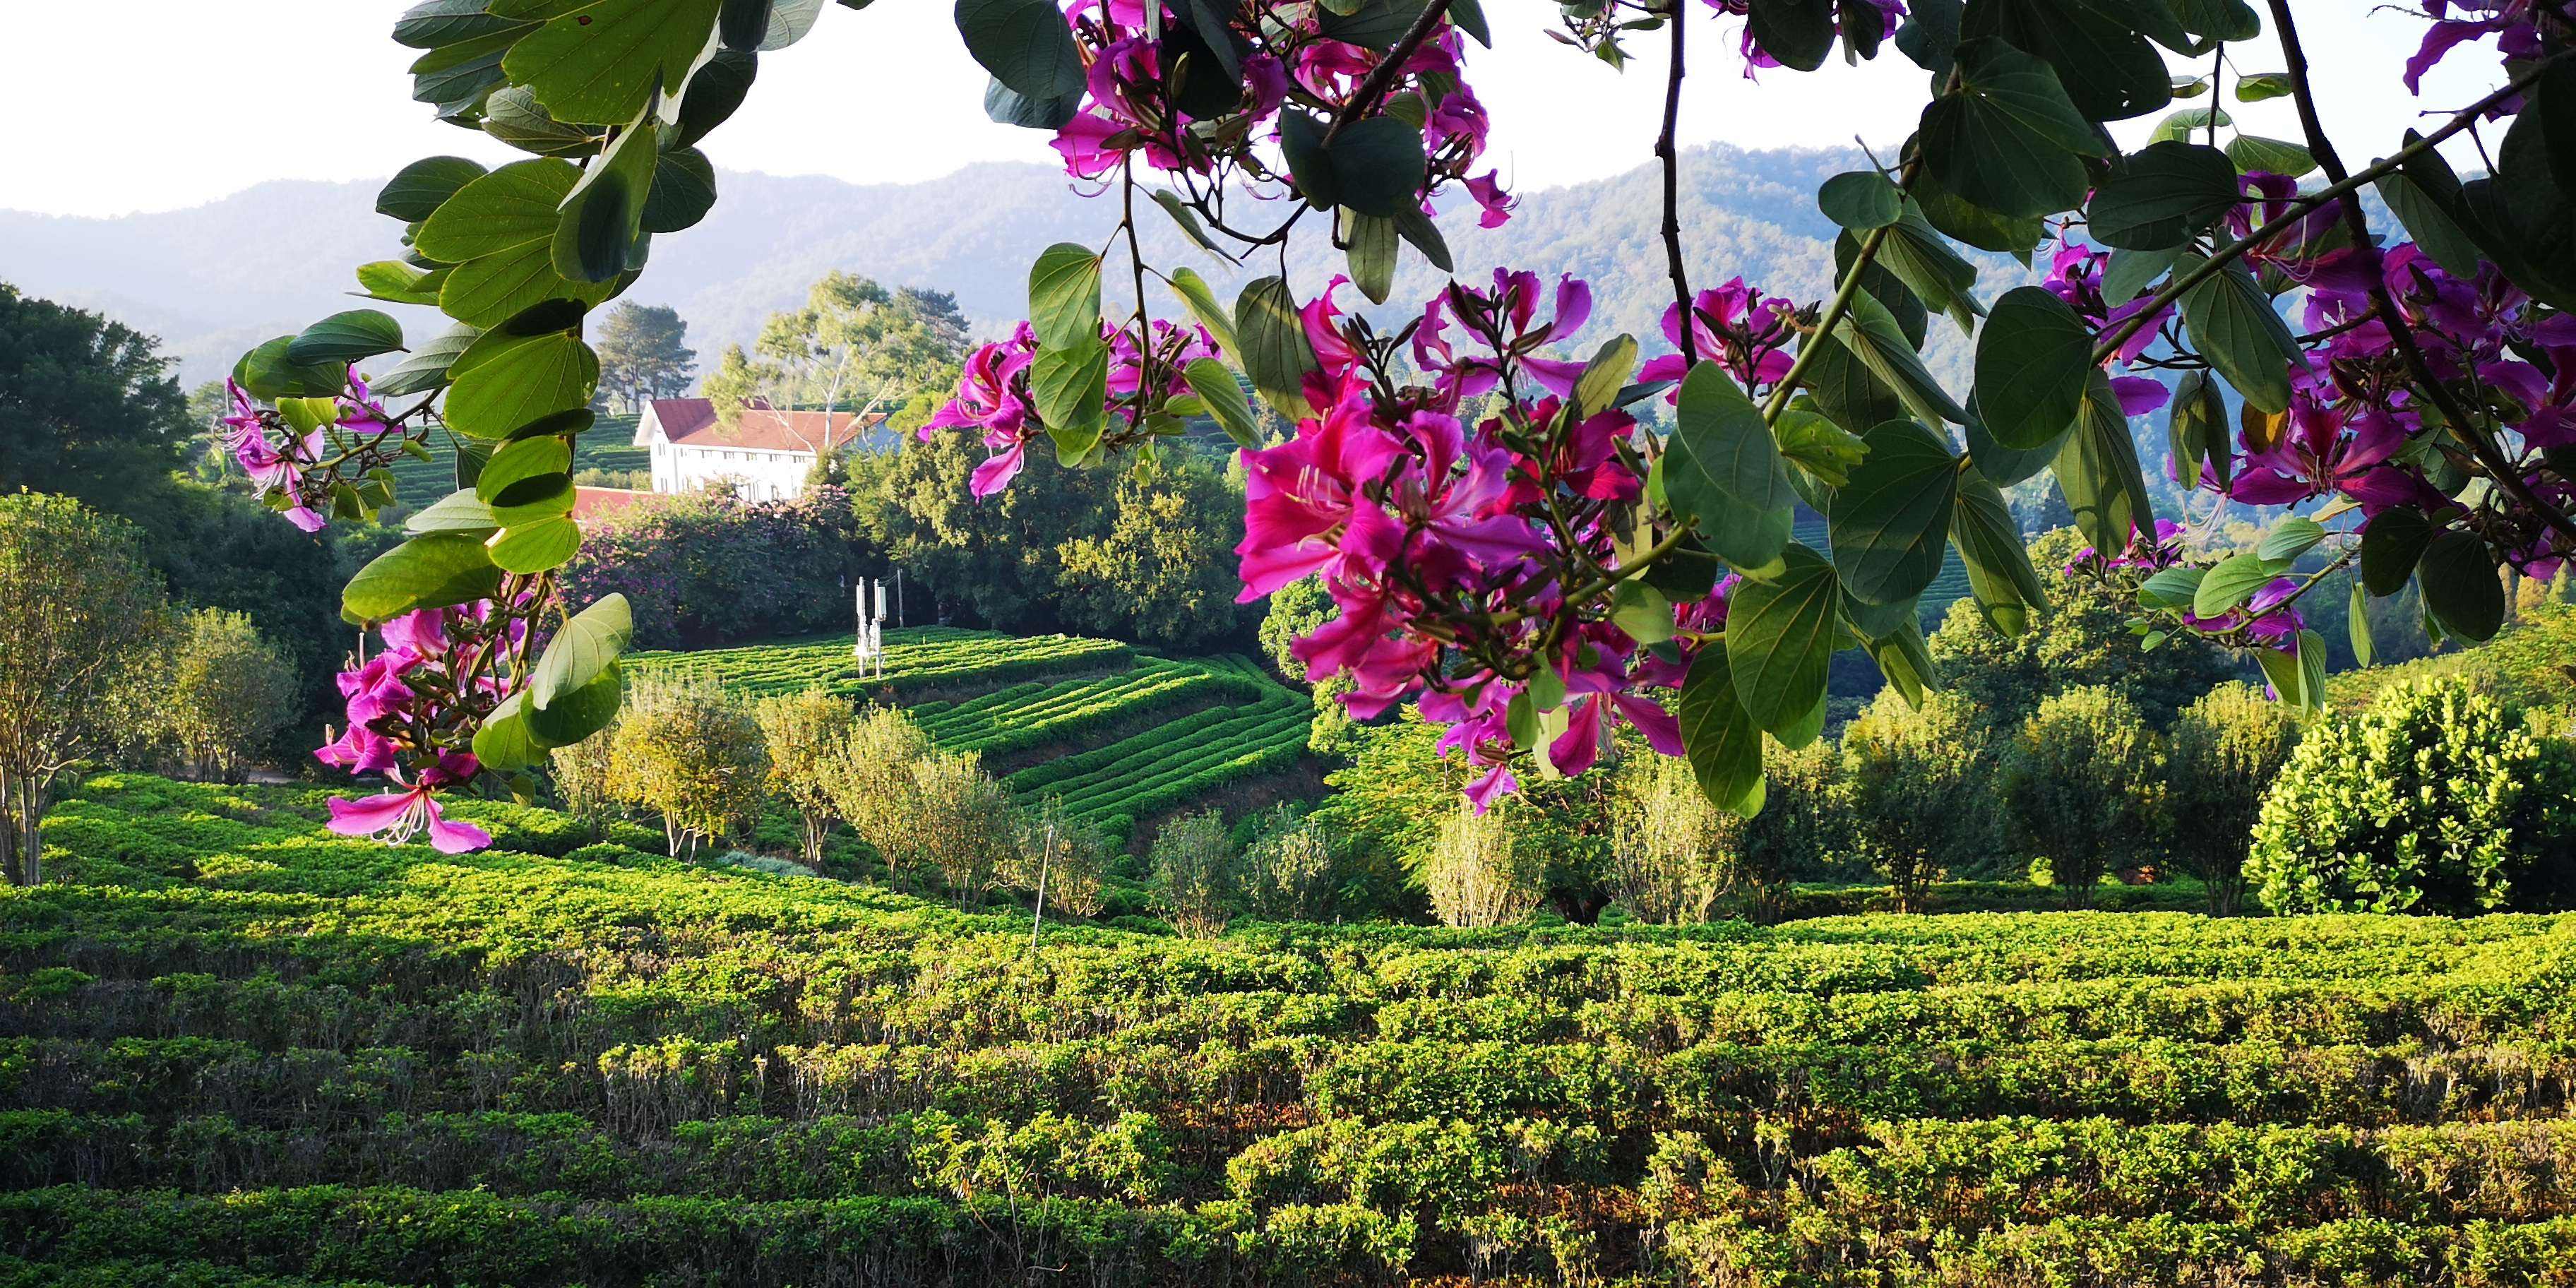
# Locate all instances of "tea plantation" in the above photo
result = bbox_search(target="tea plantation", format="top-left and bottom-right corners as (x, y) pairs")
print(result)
(629, 630), (1311, 843)
(8, 774), (2576, 1287)
(386, 414), (652, 509)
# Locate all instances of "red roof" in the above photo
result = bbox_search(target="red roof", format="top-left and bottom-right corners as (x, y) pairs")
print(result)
(643, 398), (884, 455)
(570, 487), (652, 523)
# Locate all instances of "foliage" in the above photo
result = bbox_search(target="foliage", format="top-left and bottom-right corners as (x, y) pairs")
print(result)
(732, 273), (971, 421)
(0, 494), (169, 885)
(1929, 527), (2239, 732)
(1607, 751), (1731, 924)
(157, 609), (296, 784)
(591, 302), (697, 414)
(753, 688), (855, 866)
(1237, 804), (1344, 923)
(1056, 455), (1251, 652)
(2167, 681), (2305, 914)
(1729, 739), (1844, 921)
(1424, 805), (1545, 929)
(2000, 686), (2166, 907)
(1149, 809), (1236, 938)
(559, 486), (871, 650)
(0, 283), (192, 511)
(2247, 678), (2576, 915)
(1014, 794), (1111, 921)
(604, 674), (768, 857)
(547, 722), (618, 842)
(905, 749), (1017, 901)
(1838, 692), (1996, 911)
(823, 705), (935, 878)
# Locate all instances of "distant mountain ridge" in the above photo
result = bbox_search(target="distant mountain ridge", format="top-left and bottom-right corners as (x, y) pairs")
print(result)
(3, 145), (1995, 391)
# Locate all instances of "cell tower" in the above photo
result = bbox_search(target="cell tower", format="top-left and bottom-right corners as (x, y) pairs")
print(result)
(852, 578), (888, 678)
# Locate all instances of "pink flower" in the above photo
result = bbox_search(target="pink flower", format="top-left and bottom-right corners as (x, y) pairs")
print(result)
(1463, 170), (1515, 228)
(326, 753), (491, 854)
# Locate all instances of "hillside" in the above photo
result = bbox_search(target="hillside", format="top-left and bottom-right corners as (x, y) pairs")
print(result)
(627, 628), (1313, 843)
(2327, 602), (2576, 715)
(0, 145), (1986, 393)
(8, 773), (2576, 1285)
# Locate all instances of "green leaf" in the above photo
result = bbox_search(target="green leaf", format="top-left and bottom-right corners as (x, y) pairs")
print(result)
(1960, 0), (2176, 123)
(1864, 614), (1939, 708)
(473, 691), (554, 771)
(1277, 109), (1340, 210)
(1725, 544), (1841, 740)
(1919, 37), (2107, 220)
(475, 436), (577, 524)
(2177, 252), (2299, 414)
(1914, 168), (2046, 256)
(343, 533), (504, 621)
(406, 488), (503, 535)
(2234, 71), (2291, 101)
(438, 240), (614, 328)
(503, 0), (725, 126)
(1166, 268), (1241, 359)
(2169, 0), (2259, 41)
(2376, 168), (2483, 278)
(554, 108), (660, 283)
(415, 159), (580, 263)
(2101, 245), (2180, 304)
(2359, 507), (2433, 597)
(2256, 629), (2327, 710)
(674, 47), (759, 148)
(1774, 407), (1868, 488)
(1819, 170), (1902, 229)
(1393, 204), (1454, 273)
(1316, 0), (1431, 49)
(1611, 581), (1676, 645)
(2226, 134), (2317, 178)
(233, 335), (346, 400)
(1183, 358), (1259, 448)
(1027, 244), (1104, 350)
(287, 310), (407, 366)
(1830, 290), (1971, 426)
(397, 0), (531, 49)
(532, 592), (636, 708)
(1236, 277), (1320, 420)
(1667, 364), (1794, 568)
(1950, 467), (2044, 635)
(445, 328), (599, 439)
(2194, 549), (2288, 617)
(2416, 528), (2504, 641)
(2255, 515), (2326, 564)
(356, 261), (446, 306)
(2348, 578), (2373, 667)
(2166, 368), (2231, 489)
(1830, 419), (1960, 604)
(525, 658), (625, 744)
(488, 514), (584, 573)
(1326, 117), (1427, 217)
(640, 146), (718, 232)
(1152, 190), (1227, 258)
(1972, 285), (2092, 450)
(1030, 338), (1110, 463)
(954, 0), (1085, 98)
(1570, 335), (1638, 422)
(377, 156), (490, 221)
(1874, 203), (1985, 333)
(1344, 210), (1398, 304)
(1678, 645), (1767, 816)
(2136, 564), (2206, 610)
(1747, 0), (1837, 72)
(2087, 141), (2239, 249)
(2053, 371), (2155, 557)
(374, 323), (484, 397)
(2148, 105), (2231, 144)
(481, 84), (604, 156)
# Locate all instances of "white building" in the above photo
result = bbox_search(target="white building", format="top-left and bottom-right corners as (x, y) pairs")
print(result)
(632, 398), (885, 501)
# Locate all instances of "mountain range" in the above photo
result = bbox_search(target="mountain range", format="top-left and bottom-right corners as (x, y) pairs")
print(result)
(1, 144), (2006, 393)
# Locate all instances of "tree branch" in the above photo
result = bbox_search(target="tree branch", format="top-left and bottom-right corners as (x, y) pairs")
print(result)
(2261, 0), (2576, 547)
(1320, 0), (1457, 146)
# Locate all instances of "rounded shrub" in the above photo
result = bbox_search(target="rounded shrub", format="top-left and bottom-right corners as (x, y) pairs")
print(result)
(2247, 677), (2576, 914)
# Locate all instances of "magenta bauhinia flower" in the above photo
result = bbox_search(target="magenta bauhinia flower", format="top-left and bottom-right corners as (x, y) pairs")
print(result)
(1637, 279), (1802, 399)
(326, 752), (491, 854)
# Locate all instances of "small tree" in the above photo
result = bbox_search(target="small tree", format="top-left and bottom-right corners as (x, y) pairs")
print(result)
(1607, 752), (1731, 924)
(1014, 794), (1112, 926)
(606, 675), (768, 857)
(907, 749), (1017, 902)
(2000, 686), (2165, 907)
(823, 705), (934, 879)
(2167, 682), (2304, 914)
(755, 688), (856, 866)
(549, 726), (619, 842)
(0, 493), (170, 886)
(162, 607), (295, 784)
(1839, 692), (1995, 912)
(1730, 739), (1842, 921)
(1151, 809), (1239, 937)
(1239, 804), (1342, 922)
(1424, 804), (1544, 928)
(2247, 678), (2576, 914)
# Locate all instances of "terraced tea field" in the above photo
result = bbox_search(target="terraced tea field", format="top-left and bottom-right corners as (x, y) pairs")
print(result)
(8, 773), (2576, 1287)
(632, 629), (1311, 841)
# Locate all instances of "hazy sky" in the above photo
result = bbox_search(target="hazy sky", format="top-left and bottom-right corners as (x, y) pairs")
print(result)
(0, 1), (2509, 218)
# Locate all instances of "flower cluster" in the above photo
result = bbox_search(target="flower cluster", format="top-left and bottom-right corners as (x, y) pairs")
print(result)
(922, 318), (1220, 497)
(220, 369), (415, 533)
(1635, 278), (1802, 399)
(1046, 0), (1513, 228)
(314, 600), (535, 854)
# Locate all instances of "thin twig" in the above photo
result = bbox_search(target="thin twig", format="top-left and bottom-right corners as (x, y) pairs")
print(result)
(1657, 1), (1695, 365)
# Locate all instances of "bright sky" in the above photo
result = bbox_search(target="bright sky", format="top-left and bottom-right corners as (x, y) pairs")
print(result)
(0, 1), (2512, 218)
